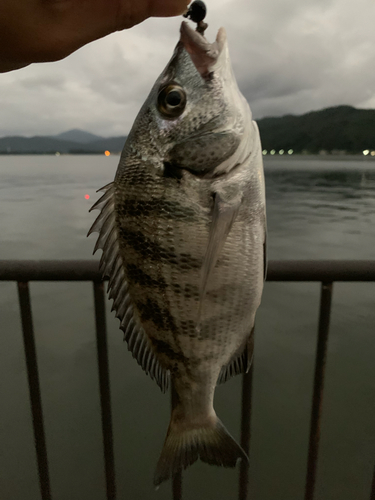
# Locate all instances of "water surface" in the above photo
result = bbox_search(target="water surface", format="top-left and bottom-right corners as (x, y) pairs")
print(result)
(0, 155), (374, 500)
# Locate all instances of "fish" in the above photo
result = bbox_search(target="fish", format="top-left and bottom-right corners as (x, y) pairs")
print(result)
(88, 19), (266, 486)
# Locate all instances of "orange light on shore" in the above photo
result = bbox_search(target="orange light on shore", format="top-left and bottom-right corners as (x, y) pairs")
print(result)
(104, 150), (111, 156)
(85, 194), (90, 200)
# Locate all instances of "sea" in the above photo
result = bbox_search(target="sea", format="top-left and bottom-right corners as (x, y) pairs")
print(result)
(0, 155), (374, 500)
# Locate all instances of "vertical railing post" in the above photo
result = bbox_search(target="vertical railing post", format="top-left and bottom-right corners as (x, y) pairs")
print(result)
(238, 365), (254, 500)
(171, 383), (182, 500)
(238, 325), (255, 500)
(93, 282), (116, 500)
(17, 282), (52, 500)
(172, 465), (182, 500)
(304, 282), (333, 500)
(370, 464), (375, 500)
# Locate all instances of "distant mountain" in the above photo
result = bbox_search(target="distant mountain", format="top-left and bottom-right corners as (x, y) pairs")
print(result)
(85, 136), (127, 152)
(1, 105), (374, 154)
(0, 134), (127, 154)
(257, 105), (375, 154)
(52, 129), (103, 143)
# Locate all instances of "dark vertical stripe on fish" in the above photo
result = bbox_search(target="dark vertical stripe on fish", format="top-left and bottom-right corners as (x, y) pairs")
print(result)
(119, 228), (202, 269)
(136, 298), (178, 334)
(119, 198), (197, 221)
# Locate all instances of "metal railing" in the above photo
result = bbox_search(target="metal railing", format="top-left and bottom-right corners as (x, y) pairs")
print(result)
(0, 259), (375, 500)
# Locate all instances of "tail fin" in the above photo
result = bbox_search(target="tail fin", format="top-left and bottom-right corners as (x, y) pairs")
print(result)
(154, 416), (248, 486)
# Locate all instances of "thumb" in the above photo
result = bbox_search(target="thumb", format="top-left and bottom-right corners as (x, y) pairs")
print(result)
(148, 0), (189, 18)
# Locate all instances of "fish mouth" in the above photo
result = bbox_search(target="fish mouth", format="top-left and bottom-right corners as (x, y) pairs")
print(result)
(180, 21), (226, 78)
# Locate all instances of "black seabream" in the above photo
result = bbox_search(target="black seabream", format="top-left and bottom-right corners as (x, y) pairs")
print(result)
(88, 16), (266, 487)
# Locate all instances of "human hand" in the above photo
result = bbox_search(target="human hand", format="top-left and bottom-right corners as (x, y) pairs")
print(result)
(0, 0), (188, 72)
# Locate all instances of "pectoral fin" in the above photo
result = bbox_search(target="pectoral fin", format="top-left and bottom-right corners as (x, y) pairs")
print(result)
(197, 191), (242, 326)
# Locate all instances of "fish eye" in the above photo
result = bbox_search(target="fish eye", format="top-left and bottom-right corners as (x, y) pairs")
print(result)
(157, 84), (186, 119)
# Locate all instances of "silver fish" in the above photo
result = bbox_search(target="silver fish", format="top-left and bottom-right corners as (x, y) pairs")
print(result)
(88, 20), (266, 486)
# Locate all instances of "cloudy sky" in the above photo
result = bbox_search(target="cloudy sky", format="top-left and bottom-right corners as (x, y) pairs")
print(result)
(1, 0), (374, 137)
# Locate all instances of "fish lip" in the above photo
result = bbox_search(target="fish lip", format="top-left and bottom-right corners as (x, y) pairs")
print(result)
(180, 21), (226, 78)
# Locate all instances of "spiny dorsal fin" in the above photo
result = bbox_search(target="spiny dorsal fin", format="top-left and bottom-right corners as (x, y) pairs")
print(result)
(217, 326), (254, 385)
(88, 182), (170, 392)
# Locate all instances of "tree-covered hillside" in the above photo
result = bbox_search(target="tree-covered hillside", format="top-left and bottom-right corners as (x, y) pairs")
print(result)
(257, 105), (375, 154)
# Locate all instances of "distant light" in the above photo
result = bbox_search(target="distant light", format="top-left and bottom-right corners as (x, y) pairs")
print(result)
(288, 149), (294, 155)
(104, 150), (111, 156)
(55, 152), (60, 156)
(363, 150), (369, 156)
(270, 149), (276, 155)
(262, 150), (268, 155)
(85, 194), (90, 200)
(371, 151), (375, 157)
(279, 149), (284, 155)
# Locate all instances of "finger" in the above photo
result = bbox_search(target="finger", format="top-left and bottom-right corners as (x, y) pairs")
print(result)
(115, 0), (189, 30)
(149, 0), (189, 18)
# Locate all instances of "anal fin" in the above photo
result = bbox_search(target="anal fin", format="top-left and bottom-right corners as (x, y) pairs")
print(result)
(217, 326), (255, 385)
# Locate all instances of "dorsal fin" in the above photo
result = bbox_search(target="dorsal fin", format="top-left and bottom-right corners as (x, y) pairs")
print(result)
(88, 182), (170, 392)
(217, 326), (254, 385)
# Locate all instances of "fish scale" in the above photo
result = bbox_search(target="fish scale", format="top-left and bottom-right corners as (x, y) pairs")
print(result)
(88, 18), (266, 486)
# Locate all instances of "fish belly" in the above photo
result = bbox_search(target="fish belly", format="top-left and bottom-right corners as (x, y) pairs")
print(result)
(114, 157), (264, 382)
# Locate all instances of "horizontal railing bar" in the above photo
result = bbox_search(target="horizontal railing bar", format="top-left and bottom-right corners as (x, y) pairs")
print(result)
(1, 260), (375, 282)
(0, 260), (101, 281)
(267, 260), (375, 282)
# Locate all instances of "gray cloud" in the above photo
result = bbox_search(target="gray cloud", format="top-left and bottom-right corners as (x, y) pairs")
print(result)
(0, 0), (374, 136)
